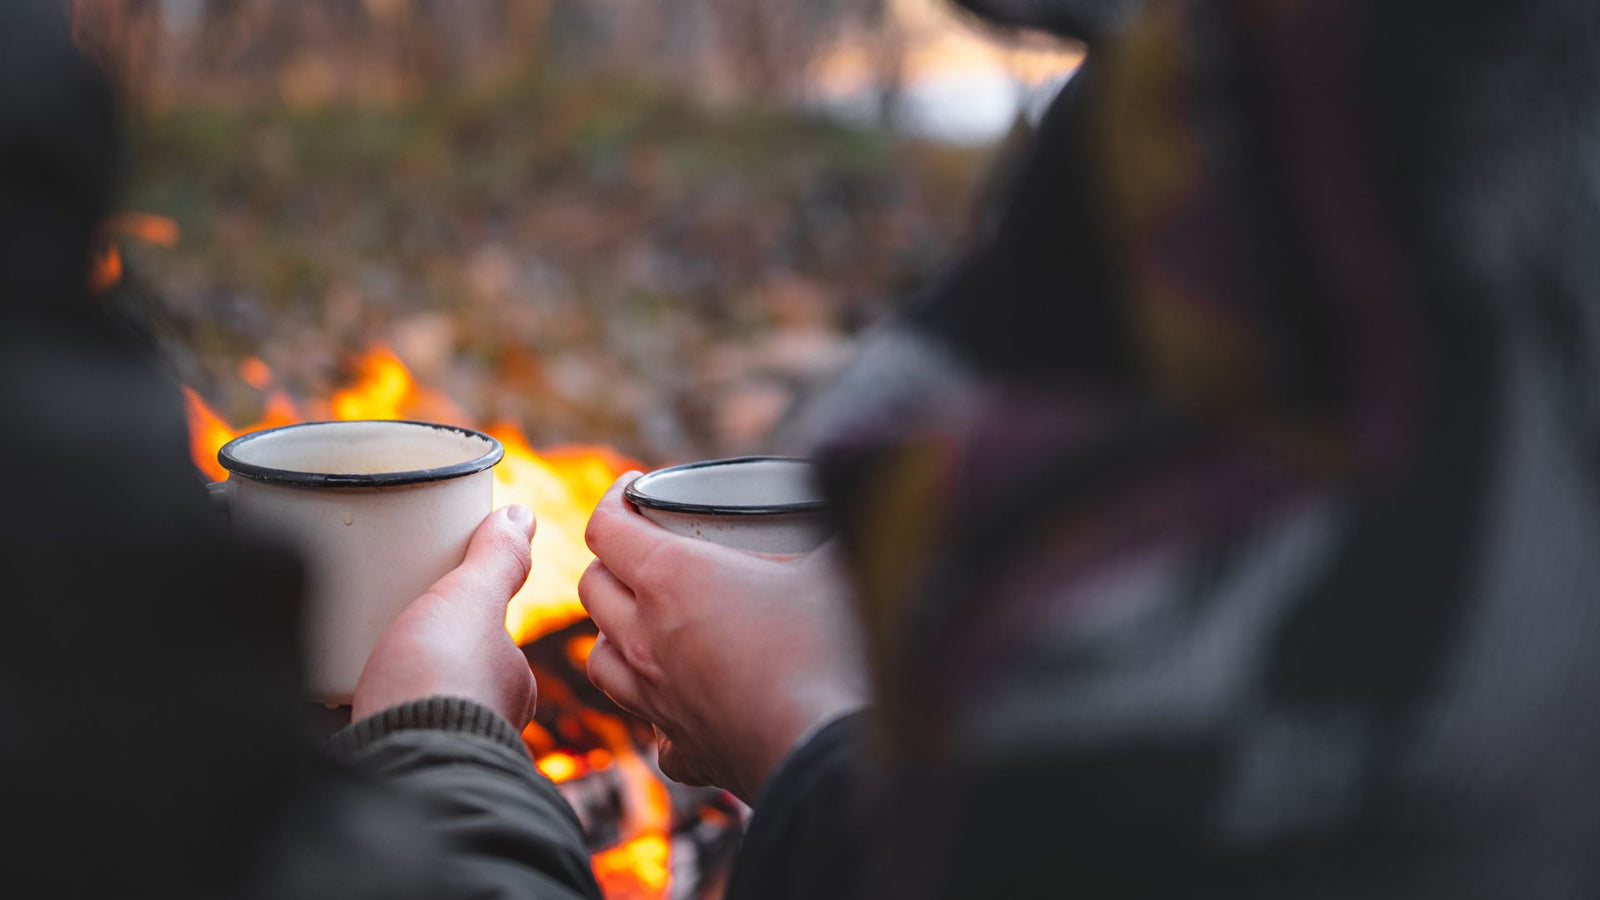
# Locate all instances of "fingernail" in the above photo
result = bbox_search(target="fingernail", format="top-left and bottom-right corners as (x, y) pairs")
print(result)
(613, 471), (642, 488)
(507, 504), (534, 535)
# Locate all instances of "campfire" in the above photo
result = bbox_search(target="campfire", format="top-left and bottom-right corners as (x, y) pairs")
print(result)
(183, 345), (744, 899)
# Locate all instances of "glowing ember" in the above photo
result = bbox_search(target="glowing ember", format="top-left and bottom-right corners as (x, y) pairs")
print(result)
(567, 634), (599, 670)
(536, 751), (585, 783)
(582, 711), (675, 898)
(89, 244), (122, 292)
(239, 357), (273, 390)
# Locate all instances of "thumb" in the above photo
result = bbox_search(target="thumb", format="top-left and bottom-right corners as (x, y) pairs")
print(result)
(425, 505), (536, 614)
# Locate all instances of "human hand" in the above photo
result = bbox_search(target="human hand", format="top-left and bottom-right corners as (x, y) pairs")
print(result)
(352, 505), (539, 727)
(580, 475), (867, 804)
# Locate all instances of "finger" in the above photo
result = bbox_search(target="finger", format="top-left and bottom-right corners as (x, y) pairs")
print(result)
(522, 668), (539, 726)
(587, 472), (767, 590)
(584, 471), (692, 588)
(425, 505), (536, 613)
(577, 560), (639, 639)
(586, 634), (649, 718)
(579, 561), (666, 682)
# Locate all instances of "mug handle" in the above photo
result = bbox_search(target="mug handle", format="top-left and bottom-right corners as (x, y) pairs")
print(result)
(206, 479), (230, 521)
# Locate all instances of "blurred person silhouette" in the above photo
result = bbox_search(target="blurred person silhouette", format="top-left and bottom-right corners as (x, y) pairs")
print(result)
(580, 0), (1600, 897)
(0, 3), (601, 896)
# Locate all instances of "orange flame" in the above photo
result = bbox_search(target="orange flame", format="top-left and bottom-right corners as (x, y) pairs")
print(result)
(181, 345), (638, 647)
(182, 385), (237, 482)
(566, 634), (599, 670)
(592, 834), (671, 899)
(90, 212), (181, 292)
(89, 245), (123, 293)
(584, 710), (674, 898)
(110, 212), (181, 248)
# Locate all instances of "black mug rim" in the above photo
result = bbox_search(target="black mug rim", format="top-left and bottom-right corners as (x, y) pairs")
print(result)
(624, 455), (827, 516)
(218, 419), (504, 489)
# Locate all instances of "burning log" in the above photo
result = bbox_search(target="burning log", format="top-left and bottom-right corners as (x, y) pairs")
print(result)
(524, 620), (746, 900)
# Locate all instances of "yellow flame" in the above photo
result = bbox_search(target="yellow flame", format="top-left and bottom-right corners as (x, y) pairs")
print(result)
(592, 834), (671, 899)
(536, 751), (584, 783)
(330, 347), (415, 420)
(494, 429), (637, 644)
(180, 345), (637, 645)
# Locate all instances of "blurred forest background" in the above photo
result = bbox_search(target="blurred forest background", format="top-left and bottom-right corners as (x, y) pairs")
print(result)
(75, 0), (1081, 465)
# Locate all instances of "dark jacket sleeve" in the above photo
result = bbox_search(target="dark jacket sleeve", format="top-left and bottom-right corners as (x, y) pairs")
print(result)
(724, 711), (871, 900)
(331, 697), (603, 900)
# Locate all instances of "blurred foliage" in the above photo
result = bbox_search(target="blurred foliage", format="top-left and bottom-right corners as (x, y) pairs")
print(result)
(121, 59), (995, 462)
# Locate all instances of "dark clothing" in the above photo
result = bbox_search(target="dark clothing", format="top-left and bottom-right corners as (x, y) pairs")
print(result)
(741, 0), (1600, 897)
(1, 3), (600, 896)
(724, 712), (870, 900)
(331, 698), (600, 899)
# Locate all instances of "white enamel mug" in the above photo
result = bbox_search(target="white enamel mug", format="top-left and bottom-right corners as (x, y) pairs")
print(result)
(213, 420), (503, 704)
(624, 456), (831, 554)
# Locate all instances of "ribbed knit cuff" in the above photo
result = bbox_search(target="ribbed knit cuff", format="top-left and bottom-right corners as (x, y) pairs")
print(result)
(329, 696), (526, 756)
